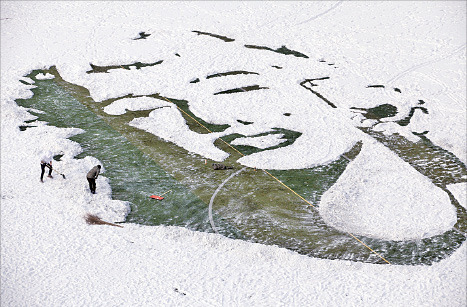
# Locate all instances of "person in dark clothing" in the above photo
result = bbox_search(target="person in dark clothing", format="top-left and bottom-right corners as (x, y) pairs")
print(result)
(40, 152), (53, 183)
(86, 165), (101, 194)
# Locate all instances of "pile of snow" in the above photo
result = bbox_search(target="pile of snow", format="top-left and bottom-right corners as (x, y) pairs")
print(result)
(319, 140), (457, 240)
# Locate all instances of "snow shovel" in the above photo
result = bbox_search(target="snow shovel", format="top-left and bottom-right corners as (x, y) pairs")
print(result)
(150, 190), (172, 200)
(51, 167), (66, 179)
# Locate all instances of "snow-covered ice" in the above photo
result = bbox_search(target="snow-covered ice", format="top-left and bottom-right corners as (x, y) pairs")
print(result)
(448, 182), (467, 210)
(231, 134), (286, 149)
(1, 1), (466, 306)
(35, 72), (55, 80)
(130, 106), (229, 161)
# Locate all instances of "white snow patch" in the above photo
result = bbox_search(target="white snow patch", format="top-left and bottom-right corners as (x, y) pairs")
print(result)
(27, 108), (45, 114)
(231, 133), (286, 149)
(447, 182), (467, 209)
(373, 122), (420, 143)
(35, 72), (55, 80)
(238, 117), (359, 170)
(129, 106), (229, 161)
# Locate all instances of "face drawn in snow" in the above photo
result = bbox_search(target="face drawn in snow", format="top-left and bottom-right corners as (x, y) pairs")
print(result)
(23, 29), (465, 264)
(92, 31), (426, 170)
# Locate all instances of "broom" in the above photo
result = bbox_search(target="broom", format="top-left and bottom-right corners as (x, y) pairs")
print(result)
(51, 167), (66, 179)
(150, 190), (172, 200)
(84, 213), (123, 228)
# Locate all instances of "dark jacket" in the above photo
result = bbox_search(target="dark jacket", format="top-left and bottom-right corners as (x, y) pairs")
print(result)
(86, 166), (100, 179)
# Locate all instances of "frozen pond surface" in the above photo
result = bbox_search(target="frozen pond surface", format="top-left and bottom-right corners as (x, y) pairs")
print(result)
(16, 67), (466, 265)
(2, 2), (466, 306)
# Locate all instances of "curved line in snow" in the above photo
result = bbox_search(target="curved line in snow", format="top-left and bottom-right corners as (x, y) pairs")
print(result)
(208, 167), (247, 233)
(386, 43), (466, 84)
(415, 71), (465, 108)
(296, 1), (343, 25)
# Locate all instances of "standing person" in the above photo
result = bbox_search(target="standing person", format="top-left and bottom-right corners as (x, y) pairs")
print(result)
(86, 165), (101, 194)
(40, 151), (53, 183)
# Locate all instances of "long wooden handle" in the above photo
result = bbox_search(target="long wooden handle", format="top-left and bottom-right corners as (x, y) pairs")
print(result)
(159, 190), (172, 196)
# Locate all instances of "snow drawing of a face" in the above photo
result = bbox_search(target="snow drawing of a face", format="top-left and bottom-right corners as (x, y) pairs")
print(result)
(49, 29), (466, 264)
(97, 33), (364, 171)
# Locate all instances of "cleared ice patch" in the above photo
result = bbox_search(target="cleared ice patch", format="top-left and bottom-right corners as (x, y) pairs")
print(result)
(319, 140), (457, 241)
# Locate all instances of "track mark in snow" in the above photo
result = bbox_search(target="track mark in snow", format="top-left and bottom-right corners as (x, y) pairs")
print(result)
(386, 43), (466, 84)
(415, 72), (465, 108)
(296, 1), (344, 25)
(209, 167), (247, 233)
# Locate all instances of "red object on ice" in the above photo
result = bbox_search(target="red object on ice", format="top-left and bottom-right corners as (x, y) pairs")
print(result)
(149, 190), (171, 200)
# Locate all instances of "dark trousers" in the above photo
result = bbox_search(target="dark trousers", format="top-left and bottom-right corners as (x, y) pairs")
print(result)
(87, 178), (96, 194)
(40, 163), (52, 181)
